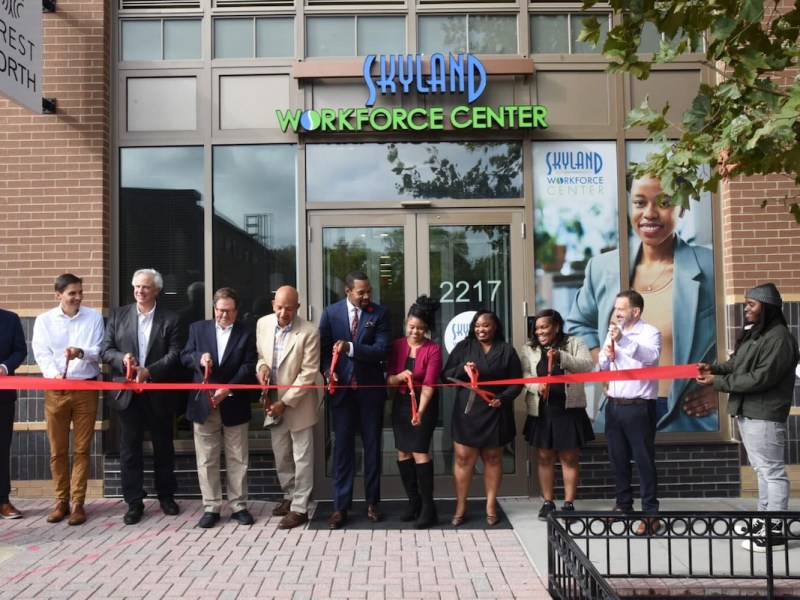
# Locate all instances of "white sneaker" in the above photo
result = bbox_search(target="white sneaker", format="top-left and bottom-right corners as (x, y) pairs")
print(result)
(733, 518), (763, 537)
(741, 523), (786, 553)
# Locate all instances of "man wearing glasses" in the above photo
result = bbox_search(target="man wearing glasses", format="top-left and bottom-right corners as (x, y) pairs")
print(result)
(101, 269), (186, 525)
(181, 287), (258, 528)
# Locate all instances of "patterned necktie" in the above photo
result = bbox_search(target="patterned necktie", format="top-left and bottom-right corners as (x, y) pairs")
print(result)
(351, 307), (359, 341)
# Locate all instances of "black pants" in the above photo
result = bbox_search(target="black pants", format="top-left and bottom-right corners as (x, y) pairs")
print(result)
(605, 400), (659, 514)
(0, 402), (14, 503)
(118, 393), (177, 504)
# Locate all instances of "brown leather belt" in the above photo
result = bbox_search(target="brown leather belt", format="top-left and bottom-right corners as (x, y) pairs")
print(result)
(609, 397), (651, 406)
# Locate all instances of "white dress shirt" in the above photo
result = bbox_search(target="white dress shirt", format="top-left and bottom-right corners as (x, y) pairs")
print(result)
(137, 304), (156, 366)
(216, 322), (233, 362)
(598, 319), (662, 400)
(32, 306), (104, 379)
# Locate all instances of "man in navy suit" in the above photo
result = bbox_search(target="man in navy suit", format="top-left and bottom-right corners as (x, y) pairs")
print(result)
(0, 309), (27, 520)
(101, 269), (186, 525)
(319, 271), (391, 528)
(181, 287), (257, 528)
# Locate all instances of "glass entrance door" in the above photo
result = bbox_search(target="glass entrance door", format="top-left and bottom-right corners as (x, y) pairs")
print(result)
(308, 210), (530, 499)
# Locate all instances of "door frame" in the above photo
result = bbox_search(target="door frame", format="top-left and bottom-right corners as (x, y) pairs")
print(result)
(307, 208), (534, 500)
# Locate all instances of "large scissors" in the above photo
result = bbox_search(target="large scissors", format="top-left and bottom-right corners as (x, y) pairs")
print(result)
(446, 364), (495, 414)
(195, 363), (215, 410)
(406, 377), (418, 421)
(327, 345), (340, 396)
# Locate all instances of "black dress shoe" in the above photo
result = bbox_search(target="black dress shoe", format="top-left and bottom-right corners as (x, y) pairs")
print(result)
(328, 510), (347, 529)
(231, 509), (255, 525)
(123, 502), (144, 525)
(198, 512), (220, 528)
(160, 498), (180, 516)
(366, 504), (382, 522)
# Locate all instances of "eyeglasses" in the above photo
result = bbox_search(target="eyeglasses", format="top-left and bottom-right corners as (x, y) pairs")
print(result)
(214, 307), (235, 314)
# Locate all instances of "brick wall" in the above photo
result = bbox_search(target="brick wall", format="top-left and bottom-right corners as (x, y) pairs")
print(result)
(0, 0), (110, 314)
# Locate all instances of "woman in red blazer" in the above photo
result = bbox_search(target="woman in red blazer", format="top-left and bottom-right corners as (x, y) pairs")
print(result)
(385, 295), (442, 529)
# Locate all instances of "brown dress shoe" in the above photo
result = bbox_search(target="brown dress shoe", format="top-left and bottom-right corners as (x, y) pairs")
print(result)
(68, 503), (86, 526)
(366, 504), (382, 522)
(635, 517), (661, 536)
(278, 511), (309, 530)
(46, 500), (70, 523)
(328, 510), (347, 529)
(0, 502), (23, 519)
(272, 499), (292, 517)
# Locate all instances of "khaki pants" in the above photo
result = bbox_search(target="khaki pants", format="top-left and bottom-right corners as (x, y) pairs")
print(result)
(44, 388), (99, 503)
(193, 410), (249, 513)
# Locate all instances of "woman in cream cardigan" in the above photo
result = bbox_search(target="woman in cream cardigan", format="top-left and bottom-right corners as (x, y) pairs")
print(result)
(520, 309), (594, 521)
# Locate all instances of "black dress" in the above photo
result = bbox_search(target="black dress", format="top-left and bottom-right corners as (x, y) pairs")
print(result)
(442, 338), (523, 448)
(392, 356), (439, 453)
(523, 352), (595, 450)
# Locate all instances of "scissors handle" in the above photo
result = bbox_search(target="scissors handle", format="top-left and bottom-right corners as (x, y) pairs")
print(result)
(328, 346), (340, 395)
(406, 378), (418, 421)
(62, 355), (71, 379)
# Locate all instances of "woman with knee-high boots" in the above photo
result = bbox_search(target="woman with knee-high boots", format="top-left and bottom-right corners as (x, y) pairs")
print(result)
(385, 295), (442, 528)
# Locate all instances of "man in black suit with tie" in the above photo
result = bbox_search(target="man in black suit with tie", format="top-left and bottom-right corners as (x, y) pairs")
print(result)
(0, 308), (27, 520)
(101, 269), (186, 525)
(319, 271), (391, 529)
(181, 287), (257, 528)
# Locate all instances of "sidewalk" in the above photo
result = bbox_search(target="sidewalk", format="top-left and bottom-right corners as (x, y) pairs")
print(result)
(3, 496), (797, 599)
(0, 498), (550, 600)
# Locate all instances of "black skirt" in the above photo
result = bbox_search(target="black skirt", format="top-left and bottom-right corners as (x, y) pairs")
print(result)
(392, 390), (438, 453)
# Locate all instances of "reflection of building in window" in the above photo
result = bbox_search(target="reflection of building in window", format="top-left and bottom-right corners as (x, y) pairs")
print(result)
(245, 213), (274, 248)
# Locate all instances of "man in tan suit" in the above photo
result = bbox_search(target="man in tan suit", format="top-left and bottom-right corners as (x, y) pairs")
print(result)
(256, 286), (321, 529)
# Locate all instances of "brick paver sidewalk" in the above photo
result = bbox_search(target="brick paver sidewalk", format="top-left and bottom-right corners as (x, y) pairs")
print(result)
(0, 499), (550, 599)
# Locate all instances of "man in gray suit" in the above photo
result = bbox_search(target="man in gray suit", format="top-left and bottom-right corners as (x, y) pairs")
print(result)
(256, 285), (322, 530)
(101, 269), (186, 525)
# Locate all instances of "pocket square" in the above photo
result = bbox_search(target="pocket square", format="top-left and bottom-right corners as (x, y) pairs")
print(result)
(365, 321), (375, 328)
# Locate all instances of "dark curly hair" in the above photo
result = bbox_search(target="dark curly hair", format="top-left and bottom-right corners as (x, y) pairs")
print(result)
(407, 294), (441, 332)
(466, 309), (505, 342)
(527, 308), (568, 350)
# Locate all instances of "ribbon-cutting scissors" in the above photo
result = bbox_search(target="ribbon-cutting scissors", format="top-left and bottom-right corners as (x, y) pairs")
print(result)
(196, 363), (215, 409)
(446, 364), (495, 414)
(541, 349), (555, 401)
(62, 354), (71, 379)
(327, 345), (340, 396)
(406, 377), (418, 422)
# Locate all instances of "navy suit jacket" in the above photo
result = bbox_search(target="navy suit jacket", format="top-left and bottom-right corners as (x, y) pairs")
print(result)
(0, 309), (27, 405)
(180, 319), (257, 426)
(101, 303), (186, 415)
(319, 299), (391, 406)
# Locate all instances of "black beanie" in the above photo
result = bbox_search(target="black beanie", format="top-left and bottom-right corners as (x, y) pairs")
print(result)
(745, 283), (783, 308)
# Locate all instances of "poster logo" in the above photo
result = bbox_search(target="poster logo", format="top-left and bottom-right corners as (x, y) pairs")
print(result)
(2, 0), (24, 19)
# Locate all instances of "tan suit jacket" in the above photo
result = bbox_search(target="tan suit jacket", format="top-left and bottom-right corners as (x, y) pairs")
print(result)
(255, 313), (322, 432)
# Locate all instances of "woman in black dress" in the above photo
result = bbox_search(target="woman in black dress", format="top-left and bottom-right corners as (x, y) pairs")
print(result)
(385, 295), (442, 528)
(520, 308), (594, 521)
(441, 310), (522, 526)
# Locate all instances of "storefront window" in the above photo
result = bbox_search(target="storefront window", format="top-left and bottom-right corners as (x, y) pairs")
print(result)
(307, 142), (523, 202)
(119, 146), (205, 317)
(212, 145), (297, 326)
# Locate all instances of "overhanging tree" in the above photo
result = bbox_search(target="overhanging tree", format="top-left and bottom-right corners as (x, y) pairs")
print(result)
(580, 0), (800, 221)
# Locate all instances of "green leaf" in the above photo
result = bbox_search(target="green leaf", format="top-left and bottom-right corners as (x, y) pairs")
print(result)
(740, 0), (764, 25)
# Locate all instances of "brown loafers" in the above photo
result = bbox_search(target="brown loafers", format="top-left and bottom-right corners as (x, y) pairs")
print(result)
(328, 510), (347, 529)
(272, 499), (292, 517)
(366, 504), (382, 522)
(68, 503), (86, 526)
(635, 517), (661, 536)
(278, 511), (309, 530)
(0, 502), (22, 519)
(46, 500), (70, 523)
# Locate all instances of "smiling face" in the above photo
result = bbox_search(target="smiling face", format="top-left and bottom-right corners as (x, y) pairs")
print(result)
(214, 296), (238, 329)
(473, 313), (497, 344)
(629, 175), (679, 250)
(132, 273), (159, 310)
(405, 316), (427, 345)
(345, 278), (371, 310)
(613, 296), (640, 329)
(534, 316), (558, 347)
(57, 283), (83, 317)
(744, 298), (762, 324)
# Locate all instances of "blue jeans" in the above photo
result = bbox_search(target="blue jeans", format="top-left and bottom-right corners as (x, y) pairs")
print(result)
(737, 416), (789, 511)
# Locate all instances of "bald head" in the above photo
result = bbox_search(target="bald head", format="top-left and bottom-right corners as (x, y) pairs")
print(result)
(273, 286), (300, 327)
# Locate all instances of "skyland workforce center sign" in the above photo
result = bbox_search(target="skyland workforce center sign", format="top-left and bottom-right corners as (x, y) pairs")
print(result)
(0, 0), (42, 112)
(277, 53), (548, 133)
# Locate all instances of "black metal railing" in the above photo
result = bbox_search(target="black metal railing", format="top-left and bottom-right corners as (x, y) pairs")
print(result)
(547, 511), (800, 600)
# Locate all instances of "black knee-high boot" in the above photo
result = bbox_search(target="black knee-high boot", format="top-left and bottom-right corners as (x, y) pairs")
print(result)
(415, 461), (438, 529)
(397, 459), (421, 521)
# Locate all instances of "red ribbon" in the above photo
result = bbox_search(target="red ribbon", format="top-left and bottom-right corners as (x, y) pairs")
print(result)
(327, 345), (340, 395)
(406, 377), (418, 421)
(0, 363), (702, 392)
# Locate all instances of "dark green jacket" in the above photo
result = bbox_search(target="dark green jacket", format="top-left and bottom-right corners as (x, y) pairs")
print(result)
(711, 321), (799, 422)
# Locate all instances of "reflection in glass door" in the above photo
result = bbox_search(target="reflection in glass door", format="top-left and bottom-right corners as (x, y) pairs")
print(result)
(309, 211), (529, 499)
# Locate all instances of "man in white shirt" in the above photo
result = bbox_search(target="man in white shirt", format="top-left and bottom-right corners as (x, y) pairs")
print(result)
(32, 274), (104, 526)
(598, 289), (662, 535)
